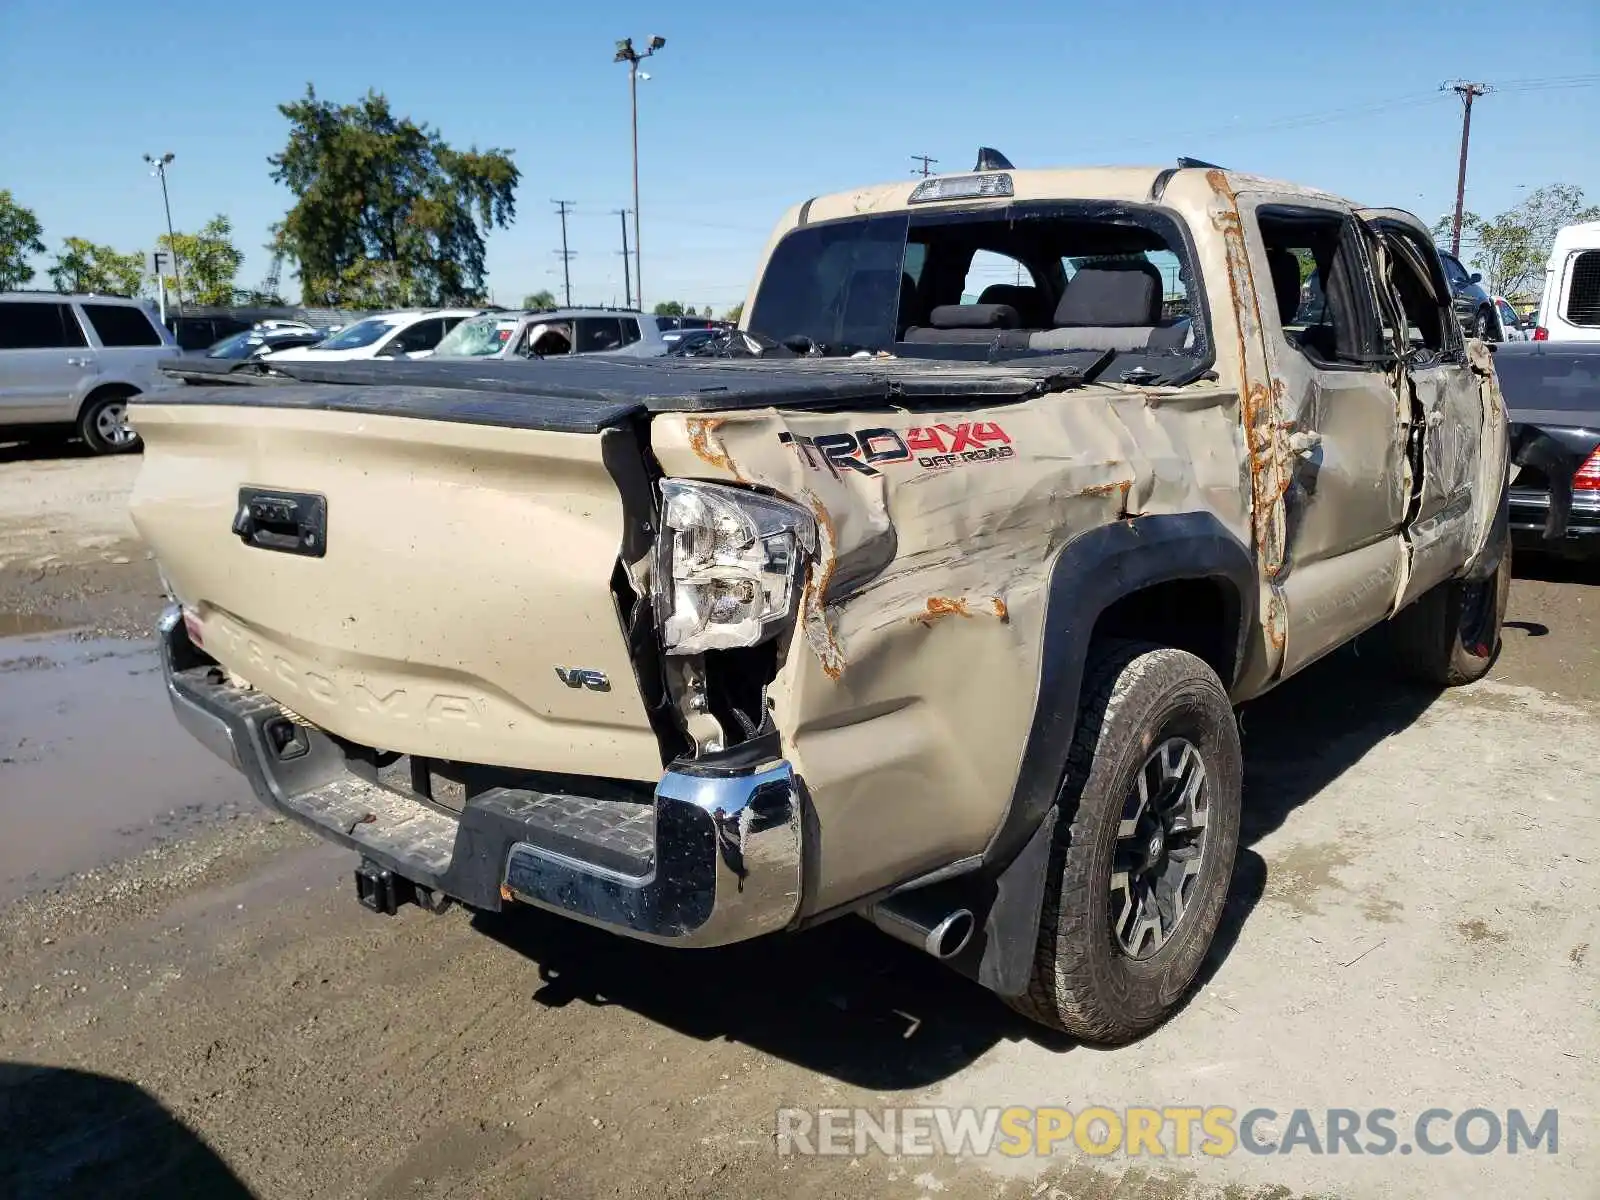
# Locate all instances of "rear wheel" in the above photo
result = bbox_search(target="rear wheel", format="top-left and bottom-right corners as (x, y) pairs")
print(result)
(78, 390), (142, 455)
(1007, 641), (1242, 1045)
(1388, 546), (1511, 686)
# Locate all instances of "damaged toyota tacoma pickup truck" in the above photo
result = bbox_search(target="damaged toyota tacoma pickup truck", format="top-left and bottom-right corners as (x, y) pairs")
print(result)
(131, 155), (1510, 1044)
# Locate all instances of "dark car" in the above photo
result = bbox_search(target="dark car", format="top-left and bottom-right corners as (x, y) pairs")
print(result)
(167, 314), (258, 351)
(1438, 250), (1503, 341)
(663, 327), (724, 355)
(204, 328), (326, 360)
(162, 327), (328, 384)
(1496, 342), (1600, 559)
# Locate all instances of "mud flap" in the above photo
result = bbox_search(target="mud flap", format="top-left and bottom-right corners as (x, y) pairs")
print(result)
(945, 807), (1059, 998)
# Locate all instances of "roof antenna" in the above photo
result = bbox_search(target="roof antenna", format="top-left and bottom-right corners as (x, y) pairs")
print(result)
(974, 147), (1014, 171)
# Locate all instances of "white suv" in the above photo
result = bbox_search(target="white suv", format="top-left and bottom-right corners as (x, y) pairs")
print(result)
(0, 291), (179, 454)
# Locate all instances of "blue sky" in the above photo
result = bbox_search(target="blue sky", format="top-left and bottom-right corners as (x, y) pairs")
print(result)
(2, 0), (1596, 311)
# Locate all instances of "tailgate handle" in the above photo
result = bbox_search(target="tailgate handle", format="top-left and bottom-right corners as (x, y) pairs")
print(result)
(233, 488), (327, 558)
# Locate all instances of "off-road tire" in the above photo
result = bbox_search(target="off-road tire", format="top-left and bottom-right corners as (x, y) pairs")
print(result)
(1006, 640), (1242, 1045)
(1388, 545), (1511, 686)
(77, 389), (142, 455)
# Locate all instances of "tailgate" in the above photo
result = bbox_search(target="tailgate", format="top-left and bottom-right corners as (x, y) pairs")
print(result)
(128, 389), (664, 782)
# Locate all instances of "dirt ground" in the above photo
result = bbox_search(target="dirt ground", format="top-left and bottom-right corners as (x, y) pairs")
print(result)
(1, 442), (1595, 1200)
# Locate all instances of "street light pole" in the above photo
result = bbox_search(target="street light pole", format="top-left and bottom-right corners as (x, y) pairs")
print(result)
(143, 152), (183, 317)
(615, 35), (665, 312)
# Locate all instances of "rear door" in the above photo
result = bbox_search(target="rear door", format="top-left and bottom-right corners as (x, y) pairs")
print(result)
(380, 318), (450, 359)
(1239, 195), (1412, 675)
(0, 300), (93, 421)
(78, 301), (170, 390)
(1360, 209), (1499, 607)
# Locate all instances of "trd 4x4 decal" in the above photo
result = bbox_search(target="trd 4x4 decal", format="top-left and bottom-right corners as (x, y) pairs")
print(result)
(779, 422), (1014, 478)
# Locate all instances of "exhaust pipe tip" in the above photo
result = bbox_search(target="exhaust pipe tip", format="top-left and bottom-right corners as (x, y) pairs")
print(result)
(866, 897), (976, 960)
(924, 908), (976, 959)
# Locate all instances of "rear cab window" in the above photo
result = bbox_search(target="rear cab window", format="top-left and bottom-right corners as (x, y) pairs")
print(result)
(746, 200), (1210, 383)
(0, 301), (88, 349)
(81, 303), (165, 347)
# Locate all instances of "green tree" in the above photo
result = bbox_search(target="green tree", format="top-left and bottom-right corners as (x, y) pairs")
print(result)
(522, 289), (556, 310)
(47, 238), (145, 296)
(269, 86), (519, 308)
(722, 301), (744, 324)
(652, 300), (686, 317)
(158, 215), (245, 306)
(0, 191), (46, 290)
(1433, 185), (1600, 302)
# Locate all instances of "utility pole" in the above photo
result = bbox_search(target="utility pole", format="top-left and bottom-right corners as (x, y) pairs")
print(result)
(552, 199), (575, 307)
(1442, 81), (1491, 257)
(616, 209), (633, 309)
(142, 152), (183, 316)
(910, 154), (938, 178)
(614, 35), (665, 311)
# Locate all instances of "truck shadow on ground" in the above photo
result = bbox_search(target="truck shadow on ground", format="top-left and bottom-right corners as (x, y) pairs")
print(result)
(0, 1063), (254, 1199)
(0, 439), (91, 466)
(474, 646), (1441, 1089)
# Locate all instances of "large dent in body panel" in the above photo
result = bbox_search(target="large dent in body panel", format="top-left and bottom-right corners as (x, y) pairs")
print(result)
(660, 387), (1248, 908)
(1464, 339), (1511, 572)
(667, 386), (1250, 680)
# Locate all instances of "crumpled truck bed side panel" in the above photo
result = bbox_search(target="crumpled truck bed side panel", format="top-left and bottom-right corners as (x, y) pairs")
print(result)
(652, 384), (1250, 912)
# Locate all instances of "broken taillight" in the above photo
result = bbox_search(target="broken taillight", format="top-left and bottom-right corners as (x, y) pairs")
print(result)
(182, 606), (205, 648)
(1532, 326), (1549, 341)
(1575, 448), (1600, 492)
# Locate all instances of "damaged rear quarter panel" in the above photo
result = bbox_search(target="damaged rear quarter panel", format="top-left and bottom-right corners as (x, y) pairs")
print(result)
(652, 385), (1250, 911)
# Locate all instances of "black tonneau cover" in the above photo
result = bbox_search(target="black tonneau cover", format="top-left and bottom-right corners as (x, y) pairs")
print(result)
(154, 353), (1093, 435)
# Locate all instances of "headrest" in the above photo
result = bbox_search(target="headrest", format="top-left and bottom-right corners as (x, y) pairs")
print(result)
(928, 303), (1019, 329)
(1055, 261), (1163, 326)
(1265, 248), (1303, 327)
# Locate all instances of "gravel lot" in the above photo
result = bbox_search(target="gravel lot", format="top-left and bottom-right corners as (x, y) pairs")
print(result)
(0, 442), (1595, 1200)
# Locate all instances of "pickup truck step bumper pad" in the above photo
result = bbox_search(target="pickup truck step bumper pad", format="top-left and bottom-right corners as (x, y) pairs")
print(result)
(158, 606), (806, 946)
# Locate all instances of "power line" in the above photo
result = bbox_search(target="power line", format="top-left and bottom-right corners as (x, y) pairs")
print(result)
(552, 199), (575, 307)
(1442, 81), (1492, 257)
(911, 154), (938, 178)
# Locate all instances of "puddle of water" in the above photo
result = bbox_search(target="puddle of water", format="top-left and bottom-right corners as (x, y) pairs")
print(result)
(0, 636), (256, 904)
(0, 612), (71, 638)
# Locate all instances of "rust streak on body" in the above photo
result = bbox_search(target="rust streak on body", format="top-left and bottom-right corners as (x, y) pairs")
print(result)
(913, 597), (973, 626)
(800, 493), (845, 680)
(686, 417), (740, 479)
(1206, 167), (1287, 580)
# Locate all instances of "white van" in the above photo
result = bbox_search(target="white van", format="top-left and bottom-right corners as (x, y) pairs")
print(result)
(1534, 220), (1600, 342)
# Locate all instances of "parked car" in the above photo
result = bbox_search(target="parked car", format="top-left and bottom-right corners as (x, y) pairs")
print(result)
(1438, 250), (1502, 341)
(0, 291), (177, 453)
(204, 327), (327, 361)
(431, 308), (672, 360)
(1494, 296), (1531, 341)
(168, 313), (257, 352)
(663, 328), (724, 355)
(268, 310), (479, 363)
(131, 156), (1510, 1046)
(1498, 341), (1600, 558)
(1533, 220), (1600, 342)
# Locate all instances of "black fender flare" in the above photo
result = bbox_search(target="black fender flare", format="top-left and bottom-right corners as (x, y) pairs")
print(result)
(956, 511), (1257, 995)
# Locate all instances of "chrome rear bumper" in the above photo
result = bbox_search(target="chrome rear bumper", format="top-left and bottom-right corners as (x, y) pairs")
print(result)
(158, 604), (805, 946)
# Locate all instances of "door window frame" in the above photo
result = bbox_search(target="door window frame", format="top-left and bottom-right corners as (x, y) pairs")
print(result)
(1253, 202), (1389, 375)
